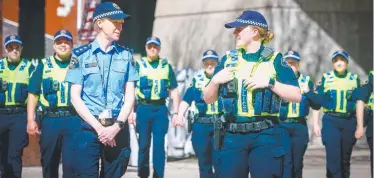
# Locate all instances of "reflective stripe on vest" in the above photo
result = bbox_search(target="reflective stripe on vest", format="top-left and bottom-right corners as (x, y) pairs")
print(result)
(286, 74), (310, 118)
(192, 72), (220, 115)
(322, 71), (358, 113)
(135, 57), (169, 100)
(0, 58), (31, 106)
(39, 56), (71, 107)
(225, 49), (280, 117)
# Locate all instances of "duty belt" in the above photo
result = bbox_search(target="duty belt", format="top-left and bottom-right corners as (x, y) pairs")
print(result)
(95, 117), (117, 127)
(226, 120), (274, 133)
(0, 107), (26, 115)
(138, 98), (166, 106)
(326, 112), (351, 118)
(44, 110), (77, 118)
(195, 116), (217, 124)
(279, 117), (306, 124)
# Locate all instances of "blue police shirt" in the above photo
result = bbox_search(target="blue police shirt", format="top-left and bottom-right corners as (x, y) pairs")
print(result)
(183, 72), (212, 105)
(64, 39), (139, 117)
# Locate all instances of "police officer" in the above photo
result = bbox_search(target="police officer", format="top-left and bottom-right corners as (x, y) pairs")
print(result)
(0, 35), (34, 178)
(64, 2), (138, 178)
(128, 36), (180, 178)
(355, 71), (373, 178)
(312, 51), (360, 178)
(26, 30), (78, 178)
(176, 50), (221, 178)
(203, 11), (302, 178)
(279, 50), (321, 178)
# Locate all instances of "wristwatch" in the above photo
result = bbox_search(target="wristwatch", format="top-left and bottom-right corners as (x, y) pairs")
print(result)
(268, 78), (275, 89)
(115, 120), (125, 129)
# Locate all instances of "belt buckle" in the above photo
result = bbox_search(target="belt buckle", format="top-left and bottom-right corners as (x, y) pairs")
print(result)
(254, 122), (261, 131)
(100, 118), (106, 125)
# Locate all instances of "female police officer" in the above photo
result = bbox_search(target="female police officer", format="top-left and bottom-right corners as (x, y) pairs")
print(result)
(312, 51), (360, 178)
(279, 50), (321, 178)
(64, 2), (138, 178)
(176, 50), (221, 178)
(203, 11), (302, 178)
(355, 71), (373, 177)
(27, 30), (78, 178)
(0, 35), (34, 178)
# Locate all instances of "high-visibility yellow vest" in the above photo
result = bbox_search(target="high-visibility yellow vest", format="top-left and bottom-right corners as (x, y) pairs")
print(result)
(322, 71), (359, 113)
(39, 56), (71, 108)
(135, 57), (170, 100)
(0, 58), (31, 106)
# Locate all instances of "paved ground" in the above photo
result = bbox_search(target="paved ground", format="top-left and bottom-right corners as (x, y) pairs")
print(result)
(22, 149), (371, 178)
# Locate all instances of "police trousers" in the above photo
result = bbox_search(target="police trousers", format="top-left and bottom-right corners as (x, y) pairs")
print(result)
(215, 126), (285, 178)
(40, 116), (80, 178)
(366, 116), (373, 178)
(136, 104), (169, 178)
(0, 113), (28, 178)
(322, 114), (356, 178)
(191, 122), (219, 178)
(72, 118), (131, 178)
(279, 123), (309, 178)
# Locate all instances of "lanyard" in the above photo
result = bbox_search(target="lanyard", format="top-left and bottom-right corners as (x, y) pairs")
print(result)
(94, 52), (113, 106)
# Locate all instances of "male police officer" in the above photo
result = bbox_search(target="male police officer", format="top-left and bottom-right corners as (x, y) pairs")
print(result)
(312, 51), (360, 178)
(27, 30), (78, 178)
(176, 50), (221, 178)
(203, 11), (302, 178)
(355, 71), (373, 178)
(0, 35), (33, 178)
(128, 36), (180, 178)
(65, 2), (138, 178)
(279, 50), (321, 178)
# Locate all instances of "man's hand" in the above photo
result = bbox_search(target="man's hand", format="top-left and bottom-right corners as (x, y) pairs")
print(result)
(313, 124), (322, 137)
(27, 120), (40, 136)
(244, 75), (270, 90)
(172, 114), (184, 127)
(98, 124), (121, 144)
(128, 112), (136, 125)
(355, 126), (365, 140)
(212, 67), (235, 85)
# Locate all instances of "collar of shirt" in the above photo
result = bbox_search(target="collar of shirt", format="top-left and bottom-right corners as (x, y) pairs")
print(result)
(91, 39), (119, 55)
(333, 70), (348, 78)
(240, 45), (265, 62)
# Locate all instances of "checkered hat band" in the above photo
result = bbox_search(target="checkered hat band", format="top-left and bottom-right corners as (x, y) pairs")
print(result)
(93, 10), (123, 22)
(236, 19), (268, 28)
(5, 39), (22, 46)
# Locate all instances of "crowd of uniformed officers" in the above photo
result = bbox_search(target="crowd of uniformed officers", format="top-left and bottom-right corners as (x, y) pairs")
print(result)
(0, 2), (372, 178)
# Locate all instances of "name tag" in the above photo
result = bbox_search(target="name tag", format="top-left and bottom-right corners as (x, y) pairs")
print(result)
(99, 109), (112, 119)
(85, 62), (97, 68)
(114, 58), (126, 61)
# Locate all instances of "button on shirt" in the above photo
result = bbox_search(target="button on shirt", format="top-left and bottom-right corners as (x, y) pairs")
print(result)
(64, 40), (139, 117)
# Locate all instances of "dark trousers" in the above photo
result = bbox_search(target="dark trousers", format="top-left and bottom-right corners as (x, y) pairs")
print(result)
(0, 113), (28, 178)
(72, 118), (131, 178)
(136, 104), (169, 178)
(322, 114), (357, 178)
(40, 116), (80, 178)
(215, 126), (285, 178)
(279, 123), (309, 178)
(191, 122), (219, 178)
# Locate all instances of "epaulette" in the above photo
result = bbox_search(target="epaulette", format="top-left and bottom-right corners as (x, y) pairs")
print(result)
(73, 44), (91, 56)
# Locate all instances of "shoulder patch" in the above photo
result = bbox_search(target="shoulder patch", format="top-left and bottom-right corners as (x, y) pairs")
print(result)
(73, 44), (91, 57)
(69, 57), (79, 69)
